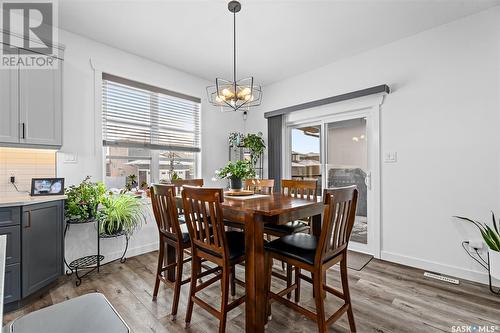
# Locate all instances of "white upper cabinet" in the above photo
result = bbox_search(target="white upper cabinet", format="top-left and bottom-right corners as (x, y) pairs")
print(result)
(19, 52), (62, 146)
(0, 66), (19, 143)
(0, 48), (63, 148)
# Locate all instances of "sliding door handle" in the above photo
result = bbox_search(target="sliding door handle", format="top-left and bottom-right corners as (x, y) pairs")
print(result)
(21, 123), (25, 139)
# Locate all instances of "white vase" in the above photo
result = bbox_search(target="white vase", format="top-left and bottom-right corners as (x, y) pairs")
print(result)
(489, 249), (500, 281)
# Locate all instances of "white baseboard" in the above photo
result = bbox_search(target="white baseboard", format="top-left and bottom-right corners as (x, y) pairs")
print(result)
(103, 242), (157, 263)
(381, 250), (490, 285)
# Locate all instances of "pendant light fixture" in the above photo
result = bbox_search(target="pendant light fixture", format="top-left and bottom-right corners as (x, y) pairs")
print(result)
(206, 0), (262, 112)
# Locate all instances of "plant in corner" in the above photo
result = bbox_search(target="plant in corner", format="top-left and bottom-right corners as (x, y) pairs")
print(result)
(215, 160), (256, 190)
(242, 132), (266, 166)
(454, 212), (500, 280)
(65, 176), (106, 222)
(97, 194), (147, 236)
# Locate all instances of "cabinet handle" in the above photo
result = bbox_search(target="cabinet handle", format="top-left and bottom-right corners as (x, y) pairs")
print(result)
(25, 211), (31, 228)
(22, 123), (25, 139)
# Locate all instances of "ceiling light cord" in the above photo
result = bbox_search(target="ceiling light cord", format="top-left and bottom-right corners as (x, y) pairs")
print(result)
(233, 10), (237, 98)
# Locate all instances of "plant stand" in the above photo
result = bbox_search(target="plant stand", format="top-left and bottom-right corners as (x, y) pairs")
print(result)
(461, 241), (500, 296)
(64, 218), (130, 286)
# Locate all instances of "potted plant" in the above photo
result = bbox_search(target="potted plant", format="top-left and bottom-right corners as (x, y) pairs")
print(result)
(455, 212), (500, 280)
(124, 174), (138, 192)
(65, 176), (106, 222)
(242, 132), (266, 166)
(215, 160), (256, 190)
(97, 193), (147, 236)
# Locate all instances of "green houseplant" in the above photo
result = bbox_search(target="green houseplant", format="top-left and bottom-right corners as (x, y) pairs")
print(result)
(97, 194), (147, 236)
(65, 176), (106, 222)
(215, 160), (256, 190)
(455, 212), (500, 280)
(242, 132), (265, 166)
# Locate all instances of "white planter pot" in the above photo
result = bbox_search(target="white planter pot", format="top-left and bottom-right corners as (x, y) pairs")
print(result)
(489, 249), (500, 281)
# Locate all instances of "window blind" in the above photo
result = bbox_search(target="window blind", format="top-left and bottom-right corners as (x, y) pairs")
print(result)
(102, 73), (201, 152)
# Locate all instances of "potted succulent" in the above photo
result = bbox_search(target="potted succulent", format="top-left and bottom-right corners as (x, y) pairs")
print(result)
(97, 193), (147, 236)
(455, 212), (500, 280)
(242, 132), (266, 166)
(215, 160), (255, 190)
(65, 176), (106, 222)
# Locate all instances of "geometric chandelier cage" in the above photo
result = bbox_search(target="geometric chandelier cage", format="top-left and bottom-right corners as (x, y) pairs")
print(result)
(206, 0), (262, 112)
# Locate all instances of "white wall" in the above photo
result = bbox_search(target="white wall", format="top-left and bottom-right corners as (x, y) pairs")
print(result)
(247, 7), (500, 284)
(57, 29), (244, 262)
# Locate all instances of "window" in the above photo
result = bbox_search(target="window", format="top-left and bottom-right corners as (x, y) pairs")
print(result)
(102, 73), (201, 189)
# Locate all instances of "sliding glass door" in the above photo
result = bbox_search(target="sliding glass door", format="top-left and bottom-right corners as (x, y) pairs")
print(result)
(326, 118), (368, 246)
(285, 111), (380, 256)
(290, 125), (322, 193)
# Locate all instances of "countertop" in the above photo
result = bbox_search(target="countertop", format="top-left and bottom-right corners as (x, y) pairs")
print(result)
(0, 195), (67, 208)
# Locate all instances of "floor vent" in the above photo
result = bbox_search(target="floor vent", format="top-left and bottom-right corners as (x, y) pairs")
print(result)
(424, 272), (460, 285)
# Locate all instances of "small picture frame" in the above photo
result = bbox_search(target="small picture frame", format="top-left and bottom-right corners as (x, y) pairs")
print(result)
(31, 178), (65, 196)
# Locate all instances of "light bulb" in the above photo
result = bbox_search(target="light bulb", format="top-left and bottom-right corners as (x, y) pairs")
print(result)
(215, 95), (223, 103)
(244, 94), (251, 101)
(222, 88), (232, 97)
(241, 87), (251, 96)
(352, 137), (359, 142)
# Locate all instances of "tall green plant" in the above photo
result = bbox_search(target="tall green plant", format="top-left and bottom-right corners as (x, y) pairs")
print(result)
(454, 212), (500, 251)
(97, 194), (147, 236)
(65, 176), (106, 222)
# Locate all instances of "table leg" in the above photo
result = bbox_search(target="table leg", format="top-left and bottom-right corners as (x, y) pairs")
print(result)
(244, 212), (266, 333)
(165, 241), (176, 282)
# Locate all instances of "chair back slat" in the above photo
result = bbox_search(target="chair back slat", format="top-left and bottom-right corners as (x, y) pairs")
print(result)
(244, 179), (274, 194)
(316, 186), (358, 264)
(281, 179), (318, 200)
(182, 187), (229, 260)
(150, 184), (183, 241)
(172, 179), (204, 194)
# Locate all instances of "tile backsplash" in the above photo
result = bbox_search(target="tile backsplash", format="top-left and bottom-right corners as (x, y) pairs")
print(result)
(0, 148), (56, 195)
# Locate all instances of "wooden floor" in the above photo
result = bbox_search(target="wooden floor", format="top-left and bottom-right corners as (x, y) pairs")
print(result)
(4, 251), (500, 332)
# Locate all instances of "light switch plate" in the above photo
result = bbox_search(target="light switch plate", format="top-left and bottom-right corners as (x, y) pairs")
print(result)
(384, 152), (397, 163)
(62, 152), (78, 164)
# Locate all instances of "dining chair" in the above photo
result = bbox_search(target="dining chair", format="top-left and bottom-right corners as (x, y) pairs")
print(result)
(244, 178), (274, 194)
(150, 184), (218, 320)
(172, 179), (204, 214)
(264, 186), (358, 333)
(263, 179), (318, 298)
(171, 178), (204, 193)
(181, 187), (246, 333)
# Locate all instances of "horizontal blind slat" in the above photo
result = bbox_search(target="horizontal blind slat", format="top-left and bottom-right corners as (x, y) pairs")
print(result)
(102, 76), (201, 152)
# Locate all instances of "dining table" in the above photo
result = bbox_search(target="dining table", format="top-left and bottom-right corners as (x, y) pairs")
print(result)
(170, 192), (324, 333)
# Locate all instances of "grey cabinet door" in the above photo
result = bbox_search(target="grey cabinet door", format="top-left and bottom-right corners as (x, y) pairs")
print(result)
(0, 58), (19, 143)
(22, 201), (63, 298)
(19, 51), (62, 146)
(4, 263), (21, 304)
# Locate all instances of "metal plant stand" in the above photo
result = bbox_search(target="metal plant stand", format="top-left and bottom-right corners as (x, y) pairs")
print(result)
(64, 219), (129, 286)
(461, 241), (499, 296)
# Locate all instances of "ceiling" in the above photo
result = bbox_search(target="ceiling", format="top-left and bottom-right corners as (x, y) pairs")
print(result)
(59, 0), (500, 85)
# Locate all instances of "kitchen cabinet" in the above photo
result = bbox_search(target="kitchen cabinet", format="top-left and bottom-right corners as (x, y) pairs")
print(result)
(21, 200), (63, 297)
(0, 64), (19, 143)
(0, 200), (64, 308)
(19, 51), (63, 146)
(0, 46), (63, 148)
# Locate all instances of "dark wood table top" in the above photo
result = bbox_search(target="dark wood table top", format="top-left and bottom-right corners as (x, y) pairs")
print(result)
(222, 193), (323, 216)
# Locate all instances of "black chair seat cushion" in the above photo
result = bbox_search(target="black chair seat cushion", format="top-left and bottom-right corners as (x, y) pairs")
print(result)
(264, 233), (319, 265)
(201, 231), (245, 261)
(264, 220), (309, 235)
